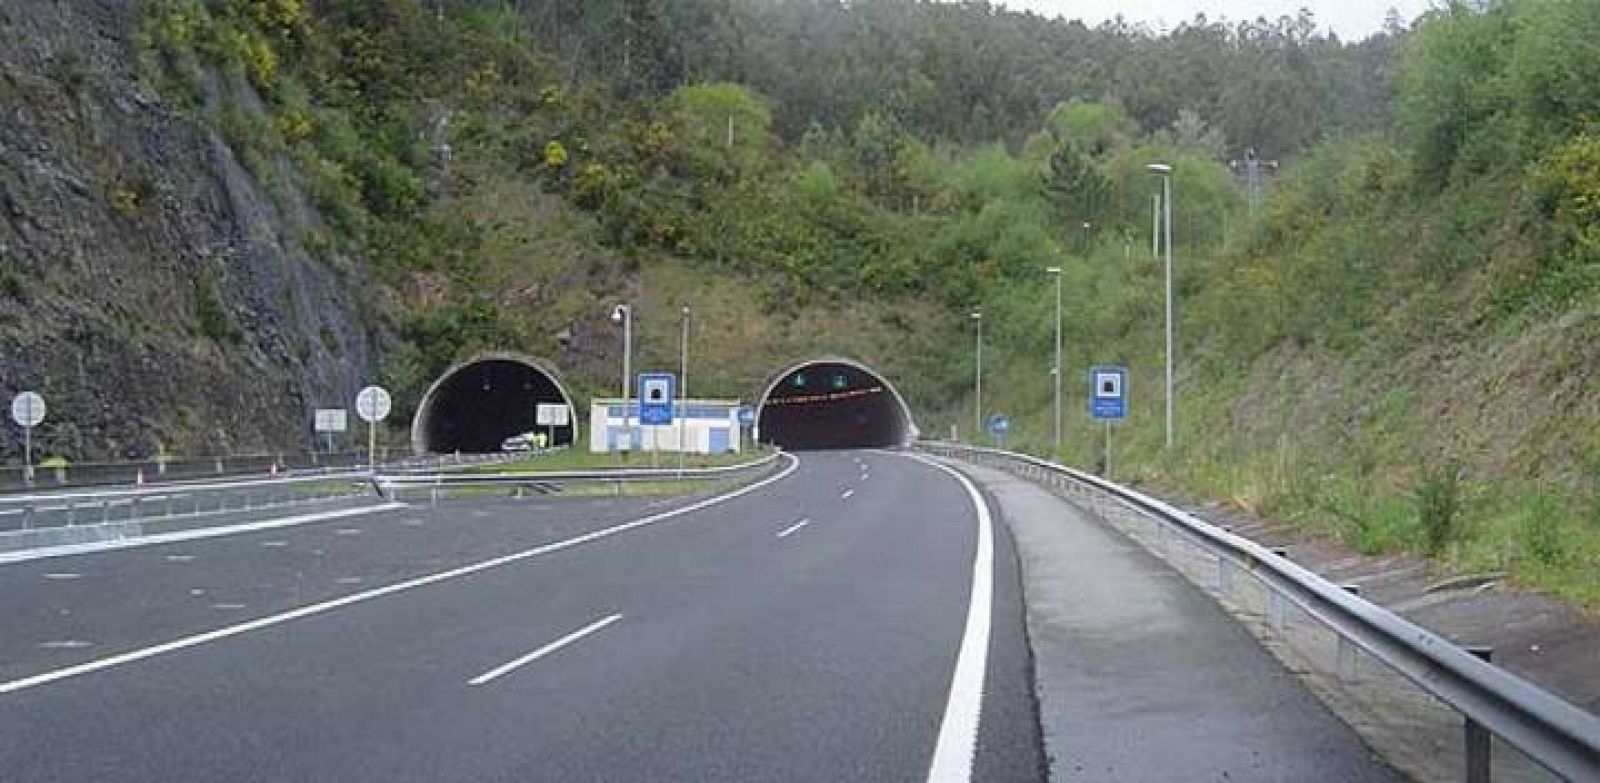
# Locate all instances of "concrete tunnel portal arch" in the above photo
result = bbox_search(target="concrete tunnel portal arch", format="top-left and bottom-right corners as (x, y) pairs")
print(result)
(411, 353), (579, 454)
(755, 358), (919, 450)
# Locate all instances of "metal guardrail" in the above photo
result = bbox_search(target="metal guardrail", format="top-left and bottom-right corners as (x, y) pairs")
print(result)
(0, 470), (382, 534)
(0, 450), (518, 493)
(0, 452), (536, 534)
(374, 451), (784, 499)
(919, 441), (1600, 782)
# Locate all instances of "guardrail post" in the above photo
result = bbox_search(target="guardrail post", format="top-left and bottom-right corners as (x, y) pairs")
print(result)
(1267, 548), (1290, 632)
(1464, 646), (1494, 783)
(66, 501), (76, 526)
(1337, 584), (1363, 682)
(131, 494), (141, 523)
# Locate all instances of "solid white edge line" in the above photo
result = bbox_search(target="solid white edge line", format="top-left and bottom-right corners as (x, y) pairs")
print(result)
(0, 504), (406, 566)
(468, 613), (623, 686)
(904, 453), (994, 783)
(775, 518), (811, 539)
(0, 453), (800, 695)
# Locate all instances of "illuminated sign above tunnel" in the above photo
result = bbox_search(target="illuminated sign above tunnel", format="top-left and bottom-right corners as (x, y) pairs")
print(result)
(755, 359), (915, 450)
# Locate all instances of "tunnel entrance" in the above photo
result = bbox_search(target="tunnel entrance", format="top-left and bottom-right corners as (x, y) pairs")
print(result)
(410, 354), (578, 454)
(755, 359), (917, 450)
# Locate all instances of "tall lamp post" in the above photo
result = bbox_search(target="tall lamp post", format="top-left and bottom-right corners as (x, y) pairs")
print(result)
(611, 303), (633, 454)
(971, 309), (983, 443)
(678, 306), (690, 469)
(1147, 162), (1175, 450)
(1045, 266), (1063, 456)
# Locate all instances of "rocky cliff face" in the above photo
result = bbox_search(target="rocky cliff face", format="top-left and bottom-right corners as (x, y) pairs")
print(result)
(0, 1), (378, 460)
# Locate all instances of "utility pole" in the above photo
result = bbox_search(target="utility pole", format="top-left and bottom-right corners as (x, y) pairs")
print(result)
(1147, 163), (1176, 451)
(611, 304), (633, 454)
(971, 310), (983, 442)
(678, 306), (689, 471)
(1046, 266), (1063, 456)
(1230, 147), (1278, 219)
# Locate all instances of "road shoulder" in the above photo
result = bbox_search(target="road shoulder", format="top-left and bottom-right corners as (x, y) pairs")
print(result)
(950, 461), (1398, 782)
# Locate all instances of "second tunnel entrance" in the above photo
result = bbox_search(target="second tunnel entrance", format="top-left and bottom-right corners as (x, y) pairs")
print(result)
(755, 359), (916, 450)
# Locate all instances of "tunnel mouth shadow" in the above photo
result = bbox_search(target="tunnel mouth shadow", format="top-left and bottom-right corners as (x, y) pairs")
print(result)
(755, 359), (916, 451)
(410, 354), (577, 454)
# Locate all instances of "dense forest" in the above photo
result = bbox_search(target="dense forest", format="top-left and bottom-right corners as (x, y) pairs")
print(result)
(128, 0), (1600, 605)
(135, 0), (1399, 386)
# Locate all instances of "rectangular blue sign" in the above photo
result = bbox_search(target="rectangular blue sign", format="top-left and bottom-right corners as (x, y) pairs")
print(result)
(1089, 365), (1128, 421)
(638, 373), (676, 425)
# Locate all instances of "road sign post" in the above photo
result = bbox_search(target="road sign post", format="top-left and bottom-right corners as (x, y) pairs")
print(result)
(355, 386), (392, 471)
(737, 405), (754, 453)
(1089, 365), (1128, 477)
(536, 402), (569, 453)
(314, 408), (348, 457)
(11, 392), (45, 487)
(986, 413), (1010, 450)
(638, 373), (675, 466)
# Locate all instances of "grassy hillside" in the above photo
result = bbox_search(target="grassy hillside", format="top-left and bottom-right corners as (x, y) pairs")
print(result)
(972, 1), (1600, 607)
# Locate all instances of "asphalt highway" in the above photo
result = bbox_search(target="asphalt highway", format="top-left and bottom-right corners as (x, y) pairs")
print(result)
(0, 451), (1042, 782)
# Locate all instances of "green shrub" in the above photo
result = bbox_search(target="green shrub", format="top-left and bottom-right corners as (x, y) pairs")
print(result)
(1523, 492), (1569, 566)
(1416, 460), (1465, 555)
(194, 276), (238, 342)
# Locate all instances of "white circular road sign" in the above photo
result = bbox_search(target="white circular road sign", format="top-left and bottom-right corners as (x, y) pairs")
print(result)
(355, 386), (392, 423)
(11, 392), (45, 427)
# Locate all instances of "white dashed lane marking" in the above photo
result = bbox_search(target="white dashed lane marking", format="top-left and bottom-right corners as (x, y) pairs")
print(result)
(776, 519), (812, 539)
(38, 641), (93, 650)
(43, 573), (81, 581)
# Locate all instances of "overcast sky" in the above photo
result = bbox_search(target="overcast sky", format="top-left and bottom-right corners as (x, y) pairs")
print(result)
(992, 0), (1436, 40)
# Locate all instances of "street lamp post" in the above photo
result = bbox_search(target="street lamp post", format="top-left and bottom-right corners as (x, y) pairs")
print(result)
(971, 309), (983, 443)
(1152, 193), (1161, 259)
(611, 303), (633, 454)
(1147, 162), (1175, 450)
(1045, 266), (1063, 456)
(679, 306), (689, 470)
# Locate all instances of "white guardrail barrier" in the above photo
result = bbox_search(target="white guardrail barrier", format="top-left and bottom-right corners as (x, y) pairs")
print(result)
(0, 450), (533, 532)
(373, 452), (785, 502)
(918, 441), (1600, 783)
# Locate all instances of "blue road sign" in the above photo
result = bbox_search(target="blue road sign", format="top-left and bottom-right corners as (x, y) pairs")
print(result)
(1089, 365), (1128, 420)
(987, 413), (1011, 436)
(638, 373), (676, 425)
(736, 405), (755, 427)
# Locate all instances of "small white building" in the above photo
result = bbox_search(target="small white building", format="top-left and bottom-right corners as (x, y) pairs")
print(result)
(588, 398), (745, 454)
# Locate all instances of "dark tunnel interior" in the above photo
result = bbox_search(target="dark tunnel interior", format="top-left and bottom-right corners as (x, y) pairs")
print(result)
(416, 359), (574, 453)
(757, 362), (910, 450)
